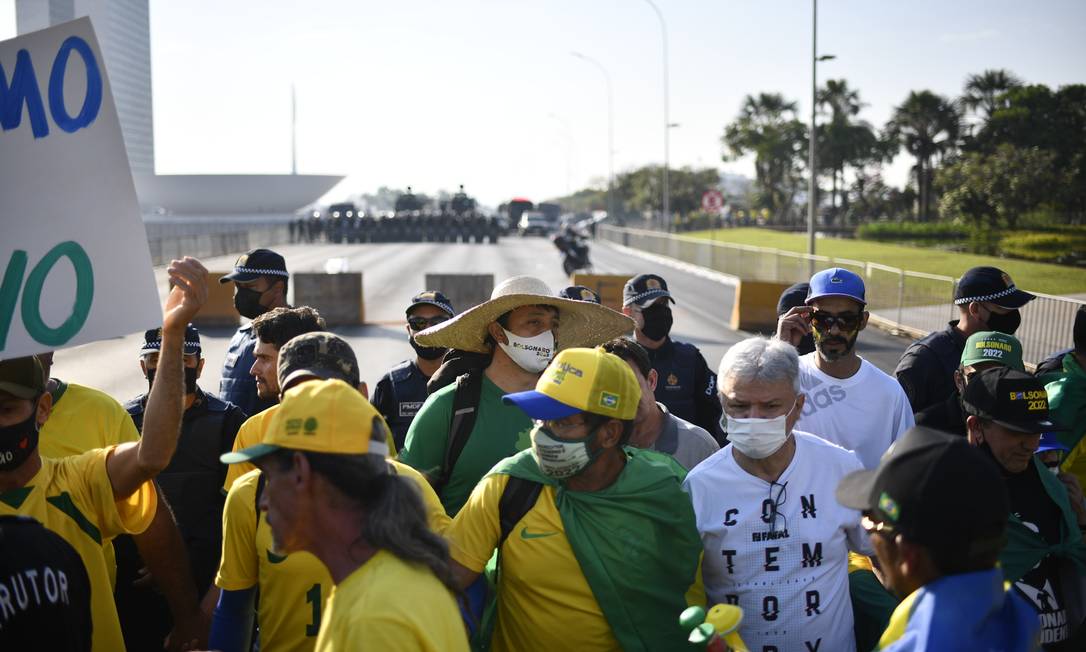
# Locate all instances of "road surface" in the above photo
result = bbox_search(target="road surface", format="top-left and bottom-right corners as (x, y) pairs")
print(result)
(50, 237), (914, 407)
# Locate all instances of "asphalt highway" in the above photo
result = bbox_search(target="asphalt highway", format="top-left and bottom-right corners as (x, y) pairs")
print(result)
(50, 236), (914, 407)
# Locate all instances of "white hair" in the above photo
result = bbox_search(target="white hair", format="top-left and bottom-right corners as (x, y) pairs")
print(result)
(718, 336), (801, 393)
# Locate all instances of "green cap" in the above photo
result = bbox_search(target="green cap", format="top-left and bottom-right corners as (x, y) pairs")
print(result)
(960, 331), (1024, 371)
(0, 357), (46, 400)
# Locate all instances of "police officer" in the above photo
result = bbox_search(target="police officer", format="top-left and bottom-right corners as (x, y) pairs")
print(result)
(371, 291), (456, 449)
(119, 325), (247, 650)
(895, 266), (1036, 415)
(621, 273), (723, 442)
(218, 248), (290, 416)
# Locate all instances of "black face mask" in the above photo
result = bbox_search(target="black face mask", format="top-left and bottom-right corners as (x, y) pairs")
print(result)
(146, 366), (199, 395)
(409, 336), (447, 361)
(984, 308), (1021, 336)
(640, 303), (673, 341)
(0, 405), (40, 472)
(234, 286), (268, 320)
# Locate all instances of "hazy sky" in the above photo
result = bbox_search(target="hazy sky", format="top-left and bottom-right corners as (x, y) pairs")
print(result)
(2, 0), (1084, 207)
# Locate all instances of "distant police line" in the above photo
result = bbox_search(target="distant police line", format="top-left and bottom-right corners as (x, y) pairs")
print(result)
(1, 35), (103, 353)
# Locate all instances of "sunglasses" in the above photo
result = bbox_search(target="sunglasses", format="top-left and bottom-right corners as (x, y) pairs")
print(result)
(407, 315), (449, 331)
(811, 311), (862, 331)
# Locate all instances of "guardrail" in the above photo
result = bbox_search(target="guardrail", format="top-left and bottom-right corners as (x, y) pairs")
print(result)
(144, 218), (290, 265)
(598, 225), (1083, 365)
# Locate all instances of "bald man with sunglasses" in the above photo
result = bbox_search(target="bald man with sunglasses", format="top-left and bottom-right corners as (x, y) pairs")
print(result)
(777, 268), (914, 469)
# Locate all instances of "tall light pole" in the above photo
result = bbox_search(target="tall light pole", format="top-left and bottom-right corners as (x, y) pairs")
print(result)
(642, 0), (670, 230)
(548, 113), (576, 195)
(808, 0), (835, 260)
(571, 52), (615, 221)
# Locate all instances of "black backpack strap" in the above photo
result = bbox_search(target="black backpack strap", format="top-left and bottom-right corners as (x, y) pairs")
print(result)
(434, 370), (485, 495)
(497, 476), (544, 550)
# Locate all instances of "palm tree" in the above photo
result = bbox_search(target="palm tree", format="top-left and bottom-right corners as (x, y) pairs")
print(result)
(961, 69), (1023, 122)
(816, 79), (873, 213)
(886, 91), (961, 221)
(722, 93), (807, 223)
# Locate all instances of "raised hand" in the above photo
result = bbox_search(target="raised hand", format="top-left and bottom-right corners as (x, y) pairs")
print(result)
(164, 257), (209, 334)
(776, 306), (813, 348)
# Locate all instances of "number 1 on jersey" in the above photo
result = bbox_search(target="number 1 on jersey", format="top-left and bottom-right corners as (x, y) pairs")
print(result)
(305, 583), (322, 637)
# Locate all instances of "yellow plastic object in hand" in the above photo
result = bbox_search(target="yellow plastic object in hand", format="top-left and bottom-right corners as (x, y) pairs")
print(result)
(705, 604), (749, 651)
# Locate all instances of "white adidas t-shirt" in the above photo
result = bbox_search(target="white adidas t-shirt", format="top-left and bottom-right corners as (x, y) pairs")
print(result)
(684, 431), (872, 652)
(796, 353), (915, 469)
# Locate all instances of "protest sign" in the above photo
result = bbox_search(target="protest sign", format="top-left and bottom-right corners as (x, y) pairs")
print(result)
(0, 17), (160, 359)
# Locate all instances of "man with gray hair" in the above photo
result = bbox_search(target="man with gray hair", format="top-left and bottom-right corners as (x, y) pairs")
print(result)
(684, 336), (875, 652)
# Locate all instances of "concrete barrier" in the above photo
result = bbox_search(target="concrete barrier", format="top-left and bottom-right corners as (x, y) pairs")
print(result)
(191, 272), (240, 328)
(425, 274), (494, 313)
(730, 280), (791, 333)
(293, 272), (365, 326)
(571, 274), (631, 312)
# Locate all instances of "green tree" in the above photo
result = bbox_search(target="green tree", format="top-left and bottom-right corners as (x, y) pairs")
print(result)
(937, 144), (1058, 232)
(886, 91), (961, 222)
(960, 69), (1022, 123)
(614, 165), (720, 216)
(721, 93), (808, 224)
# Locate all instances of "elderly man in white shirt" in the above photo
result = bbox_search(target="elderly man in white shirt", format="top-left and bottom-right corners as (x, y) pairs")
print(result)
(684, 336), (874, 652)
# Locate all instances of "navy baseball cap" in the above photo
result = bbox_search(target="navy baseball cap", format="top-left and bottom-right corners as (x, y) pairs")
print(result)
(140, 326), (201, 357)
(777, 282), (810, 316)
(219, 249), (289, 284)
(623, 274), (675, 308)
(954, 267), (1035, 309)
(407, 290), (455, 316)
(806, 268), (866, 306)
(559, 285), (601, 304)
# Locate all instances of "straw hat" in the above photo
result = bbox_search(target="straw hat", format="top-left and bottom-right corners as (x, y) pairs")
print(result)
(414, 275), (634, 354)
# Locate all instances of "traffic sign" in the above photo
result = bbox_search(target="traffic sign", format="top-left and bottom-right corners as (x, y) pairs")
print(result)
(702, 190), (724, 214)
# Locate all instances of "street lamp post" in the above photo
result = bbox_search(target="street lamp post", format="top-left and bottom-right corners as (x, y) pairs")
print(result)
(571, 52), (616, 222)
(548, 113), (576, 196)
(642, 0), (670, 230)
(808, 0), (835, 264)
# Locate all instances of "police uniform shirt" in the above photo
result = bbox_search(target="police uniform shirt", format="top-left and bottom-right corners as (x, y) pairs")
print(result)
(894, 321), (968, 414)
(647, 338), (723, 440)
(220, 323), (276, 418)
(371, 360), (430, 451)
(684, 432), (873, 652)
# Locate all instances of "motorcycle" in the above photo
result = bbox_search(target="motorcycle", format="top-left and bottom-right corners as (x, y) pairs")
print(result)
(553, 230), (593, 276)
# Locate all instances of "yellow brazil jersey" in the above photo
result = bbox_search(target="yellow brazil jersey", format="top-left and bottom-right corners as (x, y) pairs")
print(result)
(39, 381), (143, 588)
(446, 473), (618, 652)
(315, 549), (468, 652)
(0, 447), (157, 652)
(216, 463), (448, 652)
(222, 403), (398, 492)
(39, 381), (141, 459)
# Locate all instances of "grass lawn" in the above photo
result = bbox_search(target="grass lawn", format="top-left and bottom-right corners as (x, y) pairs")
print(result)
(685, 228), (1086, 296)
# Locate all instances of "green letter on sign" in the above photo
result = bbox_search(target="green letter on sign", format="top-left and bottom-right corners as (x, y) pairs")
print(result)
(20, 241), (94, 346)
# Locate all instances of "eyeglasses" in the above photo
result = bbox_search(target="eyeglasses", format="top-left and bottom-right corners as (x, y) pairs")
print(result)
(861, 514), (897, 539)
(765, 480), (788, 532)
(810, 311), (862, 332)
(407, 315), (450, 331)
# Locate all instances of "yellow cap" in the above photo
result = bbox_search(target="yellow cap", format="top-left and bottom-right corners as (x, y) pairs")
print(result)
(221, 378), (390, 464)
(502, 347), (640, 421)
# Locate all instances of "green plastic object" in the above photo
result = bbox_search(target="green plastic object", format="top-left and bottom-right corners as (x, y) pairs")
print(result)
(679, 605), (707, 631)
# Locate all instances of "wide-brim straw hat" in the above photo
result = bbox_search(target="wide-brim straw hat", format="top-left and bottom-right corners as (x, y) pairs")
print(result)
(414, 275), (634, 354)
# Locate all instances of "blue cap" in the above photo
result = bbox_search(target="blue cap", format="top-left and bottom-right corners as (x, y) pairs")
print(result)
(1037, 432), (1069, 454)
(502, 390), (581, 420)
(806, 268), (866, 306)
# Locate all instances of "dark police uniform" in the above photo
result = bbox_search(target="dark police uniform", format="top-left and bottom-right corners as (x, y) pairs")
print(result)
(895, 320), (968, 415)
(119, 388), (246, 650)
(219, 323), (274, 417)
(372, 360), (430, 451)
(647, 338), (722, 442)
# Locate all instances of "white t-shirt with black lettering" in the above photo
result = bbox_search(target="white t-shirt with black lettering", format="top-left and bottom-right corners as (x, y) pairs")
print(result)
(796, 353), (915, 469)
(684, 431), (872, 652)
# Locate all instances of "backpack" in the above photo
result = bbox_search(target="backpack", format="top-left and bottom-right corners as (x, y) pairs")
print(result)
(433, 369), (485, 496)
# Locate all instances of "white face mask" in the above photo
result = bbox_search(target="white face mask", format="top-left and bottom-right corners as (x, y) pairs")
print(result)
(531, 424), (598, 479)
(722, 400), (797, 460)
(498, 327), (554, 373)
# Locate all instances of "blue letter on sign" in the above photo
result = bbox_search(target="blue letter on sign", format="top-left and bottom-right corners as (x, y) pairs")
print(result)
(0, 49), (49, 138)
(48, 36), (101, 133)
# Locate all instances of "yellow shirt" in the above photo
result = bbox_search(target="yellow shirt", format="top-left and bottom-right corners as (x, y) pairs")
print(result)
(39, 381), (142, 588)
(0, 447), (157, 652)
(315, 549), (468, 652)
(223, 404), (398, 492)
(216, 463), (449, 652)
(446, 473), (618, 652)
